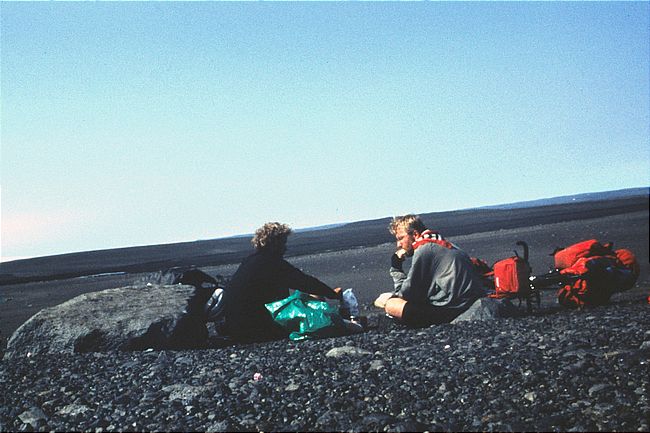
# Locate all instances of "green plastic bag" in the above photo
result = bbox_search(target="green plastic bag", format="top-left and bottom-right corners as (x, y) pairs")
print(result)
(265, 291), (344, 341)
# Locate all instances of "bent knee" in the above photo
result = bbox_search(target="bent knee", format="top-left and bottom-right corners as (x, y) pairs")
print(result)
(385, 297), (407, 319)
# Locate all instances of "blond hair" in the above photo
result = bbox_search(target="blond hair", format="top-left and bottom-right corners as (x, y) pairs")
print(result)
(251, 222), (292, 253)
(389, 214), (426, 235)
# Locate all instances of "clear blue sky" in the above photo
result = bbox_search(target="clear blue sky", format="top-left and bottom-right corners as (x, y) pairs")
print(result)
(1, 2), (649, 261)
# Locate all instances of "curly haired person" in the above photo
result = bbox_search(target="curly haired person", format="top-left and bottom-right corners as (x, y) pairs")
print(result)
(223, 222), (342, 342)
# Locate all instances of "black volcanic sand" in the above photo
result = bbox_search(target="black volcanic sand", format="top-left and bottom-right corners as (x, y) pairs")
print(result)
(1, 207), (649, 431)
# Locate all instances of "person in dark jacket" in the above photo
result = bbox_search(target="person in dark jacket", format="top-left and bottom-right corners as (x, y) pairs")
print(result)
(224, 222), (342, 342)
(379, 214), (487, 327)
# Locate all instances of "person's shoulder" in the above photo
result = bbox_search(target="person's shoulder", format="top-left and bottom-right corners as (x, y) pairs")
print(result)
(414, 242), (453, 259)
(253, 249), (288, 264)
(242, 250), (260, 262)
(418, 241), (442, 251)
(239, 250), (271, 266)
(413, 243), (436, 258)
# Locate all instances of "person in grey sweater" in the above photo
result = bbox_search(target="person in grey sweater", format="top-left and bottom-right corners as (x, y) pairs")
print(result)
(382, 214), (487, 327)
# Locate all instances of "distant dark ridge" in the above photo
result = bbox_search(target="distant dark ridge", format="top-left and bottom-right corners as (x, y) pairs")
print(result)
(478, 186), (649, 210)
(0, 193), (647, 286)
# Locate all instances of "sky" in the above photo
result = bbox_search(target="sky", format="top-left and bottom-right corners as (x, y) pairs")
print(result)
(1, 2), (649, 262)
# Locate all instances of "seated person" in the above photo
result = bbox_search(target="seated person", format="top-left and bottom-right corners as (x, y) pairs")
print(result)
(379, 214), (487, 327)
(223, 222), (342, 342)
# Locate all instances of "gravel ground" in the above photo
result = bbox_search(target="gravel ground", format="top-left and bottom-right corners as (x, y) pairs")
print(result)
(1, 287), (648, 432)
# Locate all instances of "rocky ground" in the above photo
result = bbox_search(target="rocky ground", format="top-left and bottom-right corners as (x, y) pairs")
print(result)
(1, 286), (648, 432)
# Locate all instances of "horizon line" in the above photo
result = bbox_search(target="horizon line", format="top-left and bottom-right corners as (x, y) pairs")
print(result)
(2, 185), (648, 264)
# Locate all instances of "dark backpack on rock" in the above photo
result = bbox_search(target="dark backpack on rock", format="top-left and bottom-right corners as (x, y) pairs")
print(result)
(126, 267), (225, 351)
(154, 267), (228, 348)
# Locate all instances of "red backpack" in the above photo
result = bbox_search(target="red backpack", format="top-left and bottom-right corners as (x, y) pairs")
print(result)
(614, 248), (640, 282)
(552, 239), (614, 270)
(487, 241), (539, 312)
(553, 241), (639, 308)
(556, 256), (618, 307)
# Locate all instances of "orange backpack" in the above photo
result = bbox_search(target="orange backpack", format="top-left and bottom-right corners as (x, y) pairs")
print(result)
(556, 256), (619, 308)
(553, 241), (639, 308)
(552, 239), (614, 270)
(614, 249), (640, 282)
(488, 241), (539, 312)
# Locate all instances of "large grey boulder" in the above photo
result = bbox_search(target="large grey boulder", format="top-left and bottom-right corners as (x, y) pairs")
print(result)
(4, 284), (212, 359)
(451, 297), (521, 324)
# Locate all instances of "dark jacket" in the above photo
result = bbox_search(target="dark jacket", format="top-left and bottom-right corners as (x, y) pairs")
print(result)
(224, 249), (339, 342)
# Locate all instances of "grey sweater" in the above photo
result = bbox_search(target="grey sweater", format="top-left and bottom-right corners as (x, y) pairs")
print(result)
(390, 242), (487, 310)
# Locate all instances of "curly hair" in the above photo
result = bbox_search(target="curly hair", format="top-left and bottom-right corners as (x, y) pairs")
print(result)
(389, 214), (426, 235)
(251, 222), (292, 253)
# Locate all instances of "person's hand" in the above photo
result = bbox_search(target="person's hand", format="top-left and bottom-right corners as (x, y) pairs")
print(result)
(391, 249), (407, 269)
(333, 287), (343, 299)
(373, 292), (393, 309)
(395, 248), (408, 260)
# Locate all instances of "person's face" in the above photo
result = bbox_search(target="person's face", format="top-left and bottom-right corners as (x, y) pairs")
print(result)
(395, 226), (417, 256)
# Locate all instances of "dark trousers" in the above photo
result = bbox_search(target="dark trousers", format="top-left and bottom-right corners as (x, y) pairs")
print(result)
(400, 302), (463, 327)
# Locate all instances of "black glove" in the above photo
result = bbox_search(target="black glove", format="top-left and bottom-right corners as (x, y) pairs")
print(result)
(391, 253), (404, 270)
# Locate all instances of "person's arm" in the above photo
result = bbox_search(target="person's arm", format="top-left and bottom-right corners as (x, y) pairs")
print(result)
(278, 259), (341, 299)
(390, 248), (408, 295)
(392, 248), (429, 303)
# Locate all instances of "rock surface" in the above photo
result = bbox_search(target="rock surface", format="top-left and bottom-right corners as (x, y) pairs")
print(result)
(325, 345), (373, 358)
(4, 284), (211, 359)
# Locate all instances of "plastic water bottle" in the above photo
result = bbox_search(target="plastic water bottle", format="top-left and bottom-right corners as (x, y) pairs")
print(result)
(342, 288), (360, 320)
